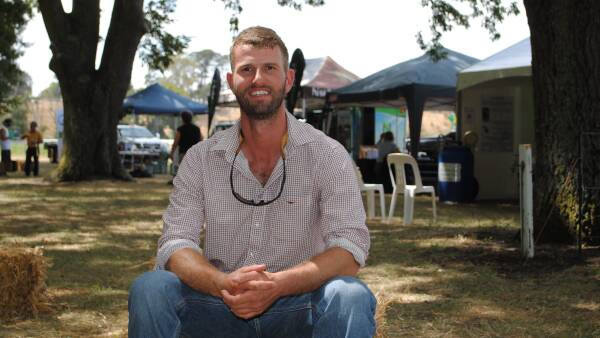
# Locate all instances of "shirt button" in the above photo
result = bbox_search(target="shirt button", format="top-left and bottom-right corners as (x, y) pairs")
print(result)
(249, 252), (254, 257)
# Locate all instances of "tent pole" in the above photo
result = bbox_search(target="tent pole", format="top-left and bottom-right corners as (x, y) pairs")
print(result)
(173, 115), (177, 135)
(302, 97), (306, 119)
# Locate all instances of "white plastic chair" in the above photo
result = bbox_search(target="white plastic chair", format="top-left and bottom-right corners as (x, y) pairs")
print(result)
(354, 164), (386, 219)
(386, 153), (436, 225)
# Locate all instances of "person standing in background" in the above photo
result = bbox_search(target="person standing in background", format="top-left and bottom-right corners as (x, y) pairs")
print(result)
(21, 121), (43, 177)
(170, 110), (202, 162)
(0, 118), (12, 176)
(0, 119), (12, 176)
(168, 111), (202, 184)
(376, 131), (400, 192)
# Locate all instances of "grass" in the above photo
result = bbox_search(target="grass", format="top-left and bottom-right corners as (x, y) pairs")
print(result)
(1, 161), (599, 337)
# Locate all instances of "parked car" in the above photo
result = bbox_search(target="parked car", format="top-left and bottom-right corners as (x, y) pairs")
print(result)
(117, 124), (163, 154)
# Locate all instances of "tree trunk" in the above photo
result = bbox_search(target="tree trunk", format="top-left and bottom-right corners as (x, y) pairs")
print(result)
(39, 0), (146, 180)
(524, 0), (600, 243)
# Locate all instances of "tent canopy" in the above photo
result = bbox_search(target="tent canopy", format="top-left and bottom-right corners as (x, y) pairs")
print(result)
(123, 83), (208, 115)
(457, 38), (531, 91)
(329, 49), (478, 106)
(295, 56), (360, 112)
(301, 56), (360, 96)
(329, 49), (478, 156)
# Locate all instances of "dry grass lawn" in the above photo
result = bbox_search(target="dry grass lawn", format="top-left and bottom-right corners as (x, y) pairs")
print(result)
(1, 160), (599, 337)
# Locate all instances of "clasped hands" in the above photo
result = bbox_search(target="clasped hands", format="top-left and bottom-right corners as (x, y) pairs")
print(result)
(217, 264), (282, 320)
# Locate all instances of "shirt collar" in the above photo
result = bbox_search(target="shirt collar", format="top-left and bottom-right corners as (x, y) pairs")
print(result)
(210, 111), (317, 162)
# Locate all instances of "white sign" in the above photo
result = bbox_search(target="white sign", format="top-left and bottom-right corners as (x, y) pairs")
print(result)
(480, 96), (513, 152)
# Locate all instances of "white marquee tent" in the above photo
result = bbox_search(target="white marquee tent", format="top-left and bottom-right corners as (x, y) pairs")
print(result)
(457, 38), (534, 200)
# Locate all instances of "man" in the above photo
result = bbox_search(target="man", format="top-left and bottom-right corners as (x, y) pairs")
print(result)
(21, 121), (43, 177)
(129, 26), (376, 338)
(0, 118), (11, 175)
(168, 110), (202, 183)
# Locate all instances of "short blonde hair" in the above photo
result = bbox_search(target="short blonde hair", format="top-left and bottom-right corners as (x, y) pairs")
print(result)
(230, 26), (289, 70)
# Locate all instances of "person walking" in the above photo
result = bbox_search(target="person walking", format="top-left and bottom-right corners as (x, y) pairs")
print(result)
(128, 26), (376, 338)
(22, 121), (43, 176)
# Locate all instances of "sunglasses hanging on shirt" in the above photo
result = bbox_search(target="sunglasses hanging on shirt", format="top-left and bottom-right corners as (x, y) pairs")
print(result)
(230, 132), (287, 206)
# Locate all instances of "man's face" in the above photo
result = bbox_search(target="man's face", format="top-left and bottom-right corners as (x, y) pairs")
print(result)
(227, 45), (294, 120)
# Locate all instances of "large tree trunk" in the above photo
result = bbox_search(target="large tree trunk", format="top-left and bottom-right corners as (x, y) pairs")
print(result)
(39, 0), (146, 180)
(524, 0), (600, 243)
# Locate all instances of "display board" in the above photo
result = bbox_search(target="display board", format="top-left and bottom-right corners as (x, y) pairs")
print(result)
(480, 96), (513, 152)
(375, 107), (406, 150)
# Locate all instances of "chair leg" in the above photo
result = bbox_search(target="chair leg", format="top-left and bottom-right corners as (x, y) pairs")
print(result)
(387, 189), (398, 223)
(431, 191), (437, 222)
(403, 190), (415, 226)
(378, 187), (386, 219)
(366, 190), (375, 219)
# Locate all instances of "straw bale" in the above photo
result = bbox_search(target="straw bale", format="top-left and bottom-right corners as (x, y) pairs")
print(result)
(374, 292), (392, 338)
(0, 246), (50, 321)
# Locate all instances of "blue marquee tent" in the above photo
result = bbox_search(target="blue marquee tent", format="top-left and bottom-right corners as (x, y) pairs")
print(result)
(123, 83), (208, 115)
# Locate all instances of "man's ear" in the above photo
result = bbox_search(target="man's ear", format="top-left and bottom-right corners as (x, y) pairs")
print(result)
(285, 68), (295, 94)
(226, 72), (234, 89)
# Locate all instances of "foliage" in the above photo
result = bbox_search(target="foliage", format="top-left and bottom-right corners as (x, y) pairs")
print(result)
(139, 0), (190, 72)
(417, 0), (520, 60)
(0, 0), (34, 108)
(38, 82), (61, 99)
(1, 71), (31, 136)
(145, 49), (229, 101)
(218, 0), (325, 32)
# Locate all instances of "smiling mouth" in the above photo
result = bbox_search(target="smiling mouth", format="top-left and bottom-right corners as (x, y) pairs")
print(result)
(250, 89), (270, 97)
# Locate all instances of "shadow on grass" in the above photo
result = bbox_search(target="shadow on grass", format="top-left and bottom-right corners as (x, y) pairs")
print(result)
(363, 217), (600, 337)
(1, 176), (599, 337)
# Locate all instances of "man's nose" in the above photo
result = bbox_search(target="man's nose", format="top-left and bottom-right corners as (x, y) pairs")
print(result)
(252, 69), (267, 85)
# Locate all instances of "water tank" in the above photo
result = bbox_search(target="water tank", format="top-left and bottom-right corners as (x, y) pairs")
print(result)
(437, 146), (477, 202)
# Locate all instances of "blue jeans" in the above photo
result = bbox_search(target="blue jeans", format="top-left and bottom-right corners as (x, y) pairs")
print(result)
(128, 270), (376, 338)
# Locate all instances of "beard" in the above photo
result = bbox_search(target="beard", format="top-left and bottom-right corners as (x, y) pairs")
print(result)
(233, 83), (287, 121)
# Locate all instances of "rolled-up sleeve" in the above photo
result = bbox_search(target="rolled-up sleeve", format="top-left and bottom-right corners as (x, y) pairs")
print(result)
(156, 148), (205, 270)
(318, 146), (370, 266)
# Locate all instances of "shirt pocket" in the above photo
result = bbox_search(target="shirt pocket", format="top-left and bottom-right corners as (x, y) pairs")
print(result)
(271, 194), (314, 240)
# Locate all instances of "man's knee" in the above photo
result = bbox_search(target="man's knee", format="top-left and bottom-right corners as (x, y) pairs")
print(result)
(129, 270), (181, 306)
(320, 276), (376, 310)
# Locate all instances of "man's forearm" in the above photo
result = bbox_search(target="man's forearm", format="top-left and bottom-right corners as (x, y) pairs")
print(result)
(273, 247), (360, 297)
(166, 248), (226, 297)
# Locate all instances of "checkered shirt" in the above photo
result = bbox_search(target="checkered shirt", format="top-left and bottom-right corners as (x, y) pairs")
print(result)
(156, 112), (370, 273)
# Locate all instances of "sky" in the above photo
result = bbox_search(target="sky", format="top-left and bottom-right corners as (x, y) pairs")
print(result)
(18, 0), (531, 96)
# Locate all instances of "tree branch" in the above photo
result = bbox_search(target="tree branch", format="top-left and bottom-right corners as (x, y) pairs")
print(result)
(38, 0), (68, 49)
(98, 0), (146, 103)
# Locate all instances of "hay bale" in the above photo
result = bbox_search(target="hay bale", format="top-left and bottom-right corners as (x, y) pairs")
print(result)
(0, 246), (50, 321)
(374, 292), (392, 338)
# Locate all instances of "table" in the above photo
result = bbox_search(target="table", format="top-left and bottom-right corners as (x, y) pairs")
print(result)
(119, 150), (161, 171)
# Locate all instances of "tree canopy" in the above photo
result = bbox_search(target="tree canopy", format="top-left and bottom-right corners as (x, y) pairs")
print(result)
(416, 0), (520, 59)
(0, 0), (33, 113)
(145, 49), (229, 101)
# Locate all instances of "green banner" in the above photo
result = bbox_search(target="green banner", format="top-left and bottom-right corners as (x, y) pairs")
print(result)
(376, 107), (406, 117)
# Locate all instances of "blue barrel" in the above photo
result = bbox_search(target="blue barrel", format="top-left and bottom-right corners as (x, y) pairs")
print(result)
(437, 146), (476, 202)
